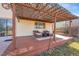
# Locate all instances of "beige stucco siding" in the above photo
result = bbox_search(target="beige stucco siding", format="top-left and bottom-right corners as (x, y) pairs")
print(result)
(16, 19), (35, 36)
(0, 4), (12, 19)
(16, 19), (53, 36)
(45, 23), (53, 34)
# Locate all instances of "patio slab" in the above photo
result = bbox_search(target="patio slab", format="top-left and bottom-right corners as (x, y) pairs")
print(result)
(0, 36), (12, 42)
(2, 36), (73, 56)
(0, 41), (12, 55)
(0, 36), (12, 55)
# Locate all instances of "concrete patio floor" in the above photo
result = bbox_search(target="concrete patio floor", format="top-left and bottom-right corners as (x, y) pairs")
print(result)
(2, 35), (73, 56)
(0, 36), (12, 55)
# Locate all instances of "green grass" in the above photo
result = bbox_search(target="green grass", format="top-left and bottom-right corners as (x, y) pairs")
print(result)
(40, 38), (79, 56)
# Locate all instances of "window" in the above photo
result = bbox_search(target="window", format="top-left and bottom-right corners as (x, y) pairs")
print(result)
(0, 18), (12, 37)
(35, 21), (45, 29)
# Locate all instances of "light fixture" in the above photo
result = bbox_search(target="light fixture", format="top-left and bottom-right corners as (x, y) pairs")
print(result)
(2, 3), (11, 10)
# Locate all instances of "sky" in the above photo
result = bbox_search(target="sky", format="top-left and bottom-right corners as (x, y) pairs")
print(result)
(59, 3), (79, 16)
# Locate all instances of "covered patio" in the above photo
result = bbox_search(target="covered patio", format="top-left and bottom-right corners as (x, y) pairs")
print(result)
(1, 3), (78, 56)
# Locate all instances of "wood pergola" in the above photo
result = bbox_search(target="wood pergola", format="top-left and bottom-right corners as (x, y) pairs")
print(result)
(11, 3), (78, 49)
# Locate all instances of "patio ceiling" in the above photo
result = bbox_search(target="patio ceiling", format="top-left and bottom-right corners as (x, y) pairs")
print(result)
(15, 3), (78, 23)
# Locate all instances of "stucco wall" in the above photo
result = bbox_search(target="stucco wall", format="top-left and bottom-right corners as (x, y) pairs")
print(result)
(0, 4), (12, 19)
(16, 19), (53, 36)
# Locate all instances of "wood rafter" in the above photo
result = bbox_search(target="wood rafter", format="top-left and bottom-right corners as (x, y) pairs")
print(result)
(15, 3), (78, 23)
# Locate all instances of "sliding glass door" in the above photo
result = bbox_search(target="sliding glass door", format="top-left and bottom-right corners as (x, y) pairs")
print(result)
(0, 18), (12, 37)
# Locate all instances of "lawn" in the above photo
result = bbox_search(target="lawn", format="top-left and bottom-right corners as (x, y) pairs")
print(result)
(40, 38), (79, 56)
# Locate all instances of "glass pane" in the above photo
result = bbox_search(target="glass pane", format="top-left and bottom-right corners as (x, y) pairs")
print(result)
(35, 21), (45, 29)
(0, 18), (12, 37)
(0, 18), (5, 37)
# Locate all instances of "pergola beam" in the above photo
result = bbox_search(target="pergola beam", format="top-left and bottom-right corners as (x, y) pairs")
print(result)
(38, 4), (60, 18)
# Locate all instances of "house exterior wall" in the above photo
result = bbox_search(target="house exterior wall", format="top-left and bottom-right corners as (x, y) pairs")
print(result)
(64, 19), (79, 37)
(71, 19), (79, 37)
(56, 21), (65, 29)
(16, 19), (53, 36)
(0, 4), (12, 19)
(65, 19), (79, 27)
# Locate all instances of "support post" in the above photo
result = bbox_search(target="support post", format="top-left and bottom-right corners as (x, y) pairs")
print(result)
(48, 14), (57, 50)
(53, 14), (57, 41)
(65, 21), (67, 35)
(69, 20), (72, 36)
(12, 4), (16, 49)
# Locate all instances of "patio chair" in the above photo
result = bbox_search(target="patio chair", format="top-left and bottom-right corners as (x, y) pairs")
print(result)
(33, 30), (42, 38)
(42, 30), (53, 37)
(42, 30), (50, 37)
